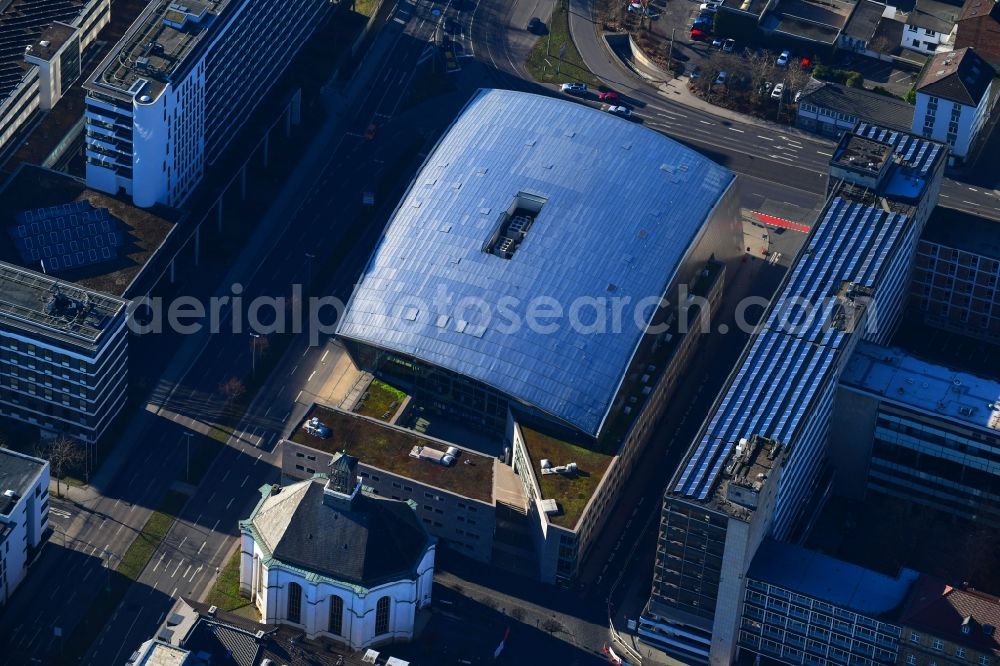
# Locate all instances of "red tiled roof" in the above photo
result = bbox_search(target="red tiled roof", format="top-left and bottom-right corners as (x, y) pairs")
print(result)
(901, 576), (1000, 655)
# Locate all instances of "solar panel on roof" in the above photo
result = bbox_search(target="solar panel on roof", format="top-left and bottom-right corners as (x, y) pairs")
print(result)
(8, 202), (122, 273)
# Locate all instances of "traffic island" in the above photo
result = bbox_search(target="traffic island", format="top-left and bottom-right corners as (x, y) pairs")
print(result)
(525, 0), (601, 88)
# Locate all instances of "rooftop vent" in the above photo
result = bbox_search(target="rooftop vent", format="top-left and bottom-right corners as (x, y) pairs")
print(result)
(409, 445), (459, 466)
(484, 192), (547, 259)
(539, 498), (560, 515)
(540, 461), (578, 476)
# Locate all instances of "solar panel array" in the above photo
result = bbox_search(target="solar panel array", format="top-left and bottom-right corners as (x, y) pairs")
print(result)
(10, 200), (123, 272)
(673, 197), (916, 504)
(855, 122), (943, 176)
(0, 0), (86, 101)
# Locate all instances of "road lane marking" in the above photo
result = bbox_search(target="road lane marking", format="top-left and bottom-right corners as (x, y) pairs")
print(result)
(154, 552), (165, 572)
(969, 187), (979, 191)
(241, 474), (250, 488)
(817, 150), (832, 156)
(320, 350), (329, 363)
(172, 559), (184, 578)
(184, 564), (192, 579)
(699, 120), (712, 125)
(757, 135), (774, 141)
(221, 470), (230, 482)
(198, 540), (207, 554)
(227, 497), (235, 510)
(295, 390), (303, 403)
(728, 127), (744, 133)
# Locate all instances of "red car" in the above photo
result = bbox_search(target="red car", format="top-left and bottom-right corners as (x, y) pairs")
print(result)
(598, 91), (620, 102)
(800, 57), (812, 71)
(690, 28), (707, 41)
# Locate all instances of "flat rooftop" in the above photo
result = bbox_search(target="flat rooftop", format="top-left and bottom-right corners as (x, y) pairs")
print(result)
(87, 0), (224, 102)
(519, 425), (614, 528)
(289, 405), (495, 503)
(921, 205), (1000, 259)
(0, 261), (126, 350)
(0, 0), (88, 102)
(749, 538), (919, 619)
(0, 448), (45, 516)
(832, 135), (893, 174)
(841, 342), (1000, 432)
(0, 165), (178, 297)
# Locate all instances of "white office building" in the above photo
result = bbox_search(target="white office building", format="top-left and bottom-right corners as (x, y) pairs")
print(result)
(0, 448), (49, 605)
(0, 0), (109, 155)
(83, 0), (334, 208)
(240, 455), (435, 650)
(912, 47), (995, 161)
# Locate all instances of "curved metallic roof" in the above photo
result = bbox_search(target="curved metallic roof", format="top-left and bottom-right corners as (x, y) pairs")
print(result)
(337, 89), (734, 436)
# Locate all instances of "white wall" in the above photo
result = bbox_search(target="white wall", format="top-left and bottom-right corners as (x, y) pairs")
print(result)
(0, 455), (49, 604)
(244, 536), (434, 650)
(902, 24), (950, 54)
(912, 83), (992, 159)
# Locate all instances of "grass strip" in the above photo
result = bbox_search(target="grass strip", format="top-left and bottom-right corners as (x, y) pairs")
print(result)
(525, 0), (601, 88)
(203, 548), (250, 612)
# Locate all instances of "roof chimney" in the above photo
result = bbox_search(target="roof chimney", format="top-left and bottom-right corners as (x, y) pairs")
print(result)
(323, 452), (360, 511)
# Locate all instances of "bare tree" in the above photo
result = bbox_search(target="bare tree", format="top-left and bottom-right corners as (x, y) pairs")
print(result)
(746, 49), (777, 104)
(36, 436), (86, 498)
(219, 376), (247, 402)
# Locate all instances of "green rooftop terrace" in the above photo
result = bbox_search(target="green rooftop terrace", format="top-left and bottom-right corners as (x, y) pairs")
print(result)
(520, 425), (614, 528)
(290, 405), (494, 503)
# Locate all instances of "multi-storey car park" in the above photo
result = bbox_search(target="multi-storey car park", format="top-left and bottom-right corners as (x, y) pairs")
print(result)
(640, 123), (947, 665)
(83, 0), (336, 208)
(335, 88), (745, 583)
(0, 0), (109, 156)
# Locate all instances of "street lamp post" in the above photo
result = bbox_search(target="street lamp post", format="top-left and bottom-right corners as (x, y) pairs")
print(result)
(103, 548), (113, 590)
(183, 432), (193, 482)
(250, 333), (261, 378)
(304, 252), (315, 292)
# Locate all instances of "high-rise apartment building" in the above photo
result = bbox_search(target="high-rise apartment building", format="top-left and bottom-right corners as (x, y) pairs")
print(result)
(639, 125), (947, 665)
(83, 0), (334, 208)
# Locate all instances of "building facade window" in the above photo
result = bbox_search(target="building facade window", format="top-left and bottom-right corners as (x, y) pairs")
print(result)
(375, 596), (391, 635)
(933, 639), (944, 650)
(328, 594), (343, 635)
(912, 632), (921, 643)
(287, 582), (302, 624)
(907, 656), (917, 665)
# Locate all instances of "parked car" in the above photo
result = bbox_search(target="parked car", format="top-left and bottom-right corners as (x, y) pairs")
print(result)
(714, 71), (728, 85)
(606, 105), (633, 118)
(800, 57), (812, 71)
(527, 17), (546, 34)
(700, 1), (721, 9)
(598, 90), (620, 102)
(771, 82), (785, 99)
(304, 417), (331, 438)
(760, 80), (773, 95)
(711, 38), (723, 48)
(693, 16), (712, 28)
(722, 38), (735, 53)
(777, 50), (791, 66)
(698, 9), (715, 18)
(560, 82), (587, 95)
(689, 66), (701, 79)
(690, 28), (708, 40)
(794, 90), (803, 103)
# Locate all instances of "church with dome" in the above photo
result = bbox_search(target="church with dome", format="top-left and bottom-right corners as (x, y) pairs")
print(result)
(239, 453), (435, 649)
